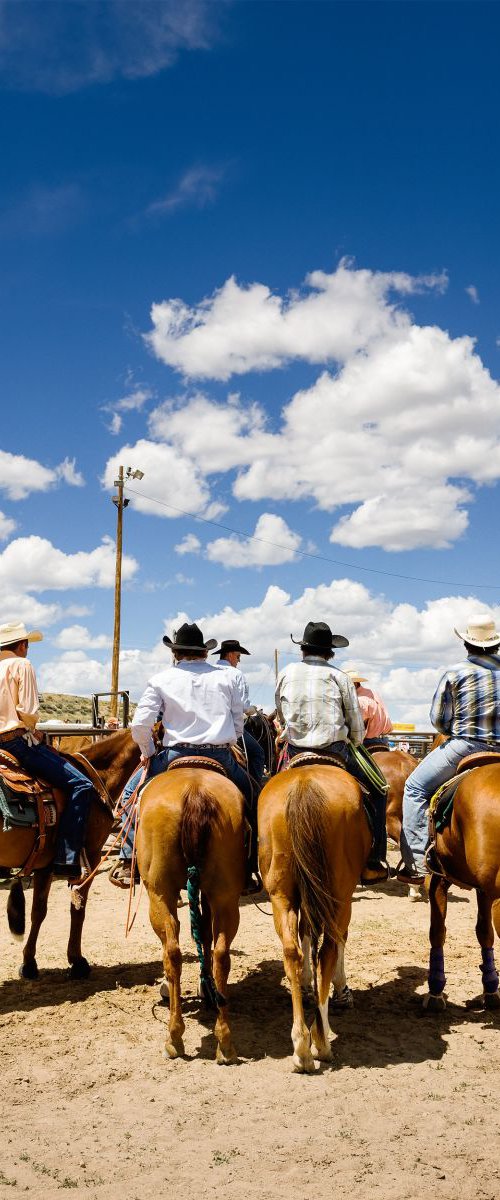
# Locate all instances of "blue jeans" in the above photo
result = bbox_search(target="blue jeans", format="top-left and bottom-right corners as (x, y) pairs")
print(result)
(401, 736), (496, 872)
(6, 735), (98, 868)
(119, 746), (252, 861)
(242, 729), (266, 789)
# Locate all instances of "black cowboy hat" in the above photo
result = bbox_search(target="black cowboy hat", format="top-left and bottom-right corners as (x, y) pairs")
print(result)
(290, 621), (349, 652)
(163, 622), (217, 652)
(211, 639), (250, 656)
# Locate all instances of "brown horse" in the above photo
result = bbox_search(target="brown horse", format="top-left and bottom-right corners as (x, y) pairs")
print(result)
(424, 761), (500, 1012)
(258, 764), (371, 1072)
(2, 730), (140, 979)
(372, 748), (418, 847)
(137, 765), (245, 1063)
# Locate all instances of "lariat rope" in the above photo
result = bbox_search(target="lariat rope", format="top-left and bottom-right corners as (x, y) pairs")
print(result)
(186, 865), (227, 1010)
(70, 761), (150, 911)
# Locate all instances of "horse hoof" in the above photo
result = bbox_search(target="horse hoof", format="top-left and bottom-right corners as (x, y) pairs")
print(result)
(312, 1044), (333, 1063)
(408, 886), (423, 903)
(69, 957), (91, 980)
(484, 990), (500, 1010)
(216, 1043), (238, 1065)
(164, 1039), (185, 1060)
(292, 1054), (316, 1074)
(331, 986), (354, 1010)
(19, 960), (38, 981)
(422, 992), (446, 1012)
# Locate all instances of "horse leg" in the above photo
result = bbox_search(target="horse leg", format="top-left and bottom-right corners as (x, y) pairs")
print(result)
(331, 934), (354, 1010)
(66, 860), (102, 979)
(20, 866), (53, 980)
(271, 894), (314, 1073)
(212, 900), (240, 1065)
(423, 874), (449, 1011)
(476, 891), (500, 1009)
(310, 937), (337, 1061)
(149, 890), (185, 1058)
(298, 913), (312, 990)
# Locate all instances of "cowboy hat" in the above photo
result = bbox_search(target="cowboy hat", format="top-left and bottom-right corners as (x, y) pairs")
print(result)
(290, 621), (349, 652)
(454, 613), (500, 648)
(0, 621), (43, 646)
(345, 669), (368, 684)
(163, 622), (217, 652)
(211, 639), (250, 656)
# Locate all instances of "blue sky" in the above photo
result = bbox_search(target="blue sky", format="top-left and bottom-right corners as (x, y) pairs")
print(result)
(1, 0), (500, 724)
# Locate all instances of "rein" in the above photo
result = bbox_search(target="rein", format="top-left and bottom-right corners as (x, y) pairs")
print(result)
(70, 761), (149, 906)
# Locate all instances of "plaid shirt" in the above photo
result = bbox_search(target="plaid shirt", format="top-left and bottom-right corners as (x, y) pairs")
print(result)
(430, 653), (500, 742)
(275, 656), (364, 748)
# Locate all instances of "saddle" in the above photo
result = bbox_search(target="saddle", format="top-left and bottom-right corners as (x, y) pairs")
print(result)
(0, 748), (65, 876)
(457, 751), (500, 773)
(167, 756), (228, 778)
(286, 750), (370, 797)
(430, 751), (500, 837)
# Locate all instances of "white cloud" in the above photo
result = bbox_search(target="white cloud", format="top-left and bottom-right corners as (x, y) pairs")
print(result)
(0, 183), (85, 238)
(55, 457), (85, 488)
(102, 385), (154, 435)
(175, 533), (201, 555)
(174, 573), (194, 585)
(0, 534), (137, 592)
(0, 449), (84, 500)
(465, 285), (480, 304)
(103, 439), (225, 521)
(146, 165), (225, 217)
(140, 263), (500, 550)
(146, 262), (447, 380)
(0, 0), (219, 93)
(0, 511), (17, 541)
(53, 625), (112, 650)
(35, 580), (499, 725)
(206, 513), (301, 567)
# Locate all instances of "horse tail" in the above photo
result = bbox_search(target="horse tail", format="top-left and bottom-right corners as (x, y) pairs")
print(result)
(286, 777), (341, 1044)
(180, 781), (226, 1011)
(7, 877), (25, 940)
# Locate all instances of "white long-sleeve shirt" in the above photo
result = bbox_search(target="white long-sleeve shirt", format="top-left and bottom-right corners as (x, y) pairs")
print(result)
(213, 658), (250, 709)
(131, 659), (244, 758)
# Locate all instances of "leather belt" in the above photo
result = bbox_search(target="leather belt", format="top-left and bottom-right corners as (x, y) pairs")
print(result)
(169, 742), (230, 751)
(0, 729), (23, 745)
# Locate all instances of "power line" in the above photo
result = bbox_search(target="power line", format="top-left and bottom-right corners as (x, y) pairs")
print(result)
(124, 485), (500, 592)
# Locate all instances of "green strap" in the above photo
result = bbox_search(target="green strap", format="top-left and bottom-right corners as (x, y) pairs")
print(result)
(186, 866), (227, 1011)
(349, 742), (389, 794)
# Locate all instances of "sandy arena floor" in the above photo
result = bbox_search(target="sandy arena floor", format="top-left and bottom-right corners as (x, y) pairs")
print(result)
(1, 850), (499, 1200)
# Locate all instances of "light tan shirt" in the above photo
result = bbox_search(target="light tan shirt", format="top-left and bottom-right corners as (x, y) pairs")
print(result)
(0, 650), (40, 733)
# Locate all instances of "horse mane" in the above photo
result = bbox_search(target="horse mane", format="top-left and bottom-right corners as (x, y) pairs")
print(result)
(286, 777), (341, 946)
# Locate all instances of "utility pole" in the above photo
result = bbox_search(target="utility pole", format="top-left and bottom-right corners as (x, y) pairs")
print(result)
(274, 648), (279, 682)
(110, 466), (129, 719)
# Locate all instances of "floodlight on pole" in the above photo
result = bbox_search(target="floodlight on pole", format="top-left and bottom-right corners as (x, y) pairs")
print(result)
(109, 463), (144, 718)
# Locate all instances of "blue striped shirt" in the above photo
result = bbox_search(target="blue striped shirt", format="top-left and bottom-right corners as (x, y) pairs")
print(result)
(430, 654), (500, 742)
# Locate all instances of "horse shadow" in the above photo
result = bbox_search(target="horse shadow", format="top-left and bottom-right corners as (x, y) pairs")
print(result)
(196, 958), (500, 1067)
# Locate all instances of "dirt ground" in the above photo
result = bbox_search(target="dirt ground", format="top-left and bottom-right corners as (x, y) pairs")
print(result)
(1, 848), (499, 1200)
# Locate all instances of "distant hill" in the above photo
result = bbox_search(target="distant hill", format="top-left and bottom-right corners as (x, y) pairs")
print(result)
(39, 693), (135, 725)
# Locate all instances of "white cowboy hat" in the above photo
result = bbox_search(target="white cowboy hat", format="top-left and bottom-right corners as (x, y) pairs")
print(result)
(345, 669), (368, 684)
(0, 621), (43, 646)
(454, 613), (500, 648)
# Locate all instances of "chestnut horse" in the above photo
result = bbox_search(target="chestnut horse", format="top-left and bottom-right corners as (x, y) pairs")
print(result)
(2, 730), (140, 979)
(137, 766), (245, 1064)
(373, 748), (418, 848)
(424, 761), (500, 1012)
(258, 764), (371, 1072)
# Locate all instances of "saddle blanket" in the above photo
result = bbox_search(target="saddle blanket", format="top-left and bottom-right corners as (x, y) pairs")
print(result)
(0, 777), (57, 832)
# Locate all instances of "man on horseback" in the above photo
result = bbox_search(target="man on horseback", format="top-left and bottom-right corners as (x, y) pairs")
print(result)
(0, 621), (100, 879)
(399, 614), (500, 885)
(346, 670), (393, 748)
(275, 621), (390, 883)
(112, 623), (260, 890)
(211, 638), (266, 794)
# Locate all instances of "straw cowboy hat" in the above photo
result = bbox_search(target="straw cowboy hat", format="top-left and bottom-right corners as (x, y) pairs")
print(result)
(0, 621), (43, 646)
(291, 621), (349, 652)
(163, 622), (217, 652)
(211, 639), (250, 656)
(454, 613), (500, 648)
(345, 669), (368, 684)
